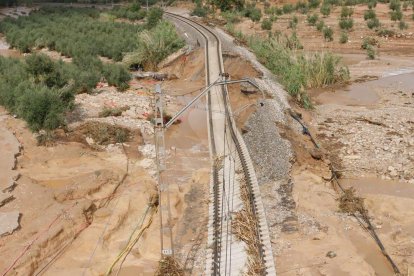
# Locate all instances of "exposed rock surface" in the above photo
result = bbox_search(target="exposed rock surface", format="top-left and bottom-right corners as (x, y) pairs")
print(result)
(0, 211), (20, 236)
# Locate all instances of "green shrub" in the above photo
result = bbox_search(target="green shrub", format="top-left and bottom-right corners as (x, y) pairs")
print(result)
(282, 3), (295, 13)
(320, 4), (331, 16)
(339, 18), (354, 29)
(109, 4), (146, 21)
(103, 64), (131, 91)
(364, 9), (377, 20)
(339, 31), (348, 43)
(366, 45), (376, 59)
(192, 1), (208, 17)
(222, 11), (242, 23)
(403, 1), (409, 10)
(123, 21), (184, 71)
(390, 10), (403, 20)
(341, 6), (354, 18)
(261, 18), (273, 30)
(367, 18), (380, 28)
(99, 106), (127, 117)
(316, 20), (325, 31)
(307, 13), (319, 25)
(389, 0), (401, 10)
(376, 28), (395, 36)
(361, 36), (379, 49)
(296, 1), (309, 13)
(368, 0), (377, 8)
(146, 7), (163, 28)
(0, 56), (73, 131)
(323, 26), (334, 41)
(285, 32), (303, 49)
(289, 15), (299, 29)
(399, 20), (409, 29)
(248, 8), (262, 22)
(248, 35), (349, 108)
(309, 0), (321, 9)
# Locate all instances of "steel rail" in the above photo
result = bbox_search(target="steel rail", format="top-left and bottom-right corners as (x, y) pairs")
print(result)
(164, 12), (268, 275)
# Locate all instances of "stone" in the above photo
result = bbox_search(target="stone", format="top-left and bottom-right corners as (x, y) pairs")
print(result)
(0, 211), (20, 236)
(310, 148), (323, 160)
(0, 192), (14, 207)
(85, 137), (94, 145)
(326, 251), (337, 258)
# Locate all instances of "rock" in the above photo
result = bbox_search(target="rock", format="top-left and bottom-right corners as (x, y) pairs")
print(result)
(240, 82), (258, 94)
(0, 211), (20, 236)
(85, 136), (94, 145)
(326, 251), (337, 258)
(0, 192), (14, 207)
(310, 148), (323, 160)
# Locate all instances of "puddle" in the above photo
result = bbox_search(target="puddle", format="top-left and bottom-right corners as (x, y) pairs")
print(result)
(340, 177), (414, 200)
(315, 72), (414, 106)
(165, 95), (208, 150)
(347, 232), (395, 276)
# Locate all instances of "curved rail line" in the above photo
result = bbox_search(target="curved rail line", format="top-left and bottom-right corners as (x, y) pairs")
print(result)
(165, 12), (276, 275)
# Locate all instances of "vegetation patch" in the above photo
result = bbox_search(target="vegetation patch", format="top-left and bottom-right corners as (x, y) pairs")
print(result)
(74, 121), (131, 145)
(123, 21), (184, 71)
(245, 32), (349, 108)
(0, 55), (74, 131)
(99, 106), (129, 118)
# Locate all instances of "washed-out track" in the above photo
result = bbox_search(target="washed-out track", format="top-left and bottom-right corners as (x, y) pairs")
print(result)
(165, 12), (276, 275)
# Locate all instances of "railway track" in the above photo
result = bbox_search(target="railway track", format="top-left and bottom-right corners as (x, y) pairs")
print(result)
(165, 12), (276, 275)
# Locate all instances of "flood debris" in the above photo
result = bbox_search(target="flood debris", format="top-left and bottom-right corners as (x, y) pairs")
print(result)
(155, 256), (184, 276)
(232, 178), (266, 276)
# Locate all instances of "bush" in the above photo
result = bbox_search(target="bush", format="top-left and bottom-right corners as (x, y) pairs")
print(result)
(339, 31), (348, 43)
(320, 4), (331, 16)
(367, 18), (380, 28)
(248, 35), (349, 108)
(146, 7), (163, 28)
(323, 26), (334, 41)
(403, 1), (409, 10)
(389, 0), (401, 10)
(99, 106), (127, 117)
(390, 10), (403, 20)
(307, 13), (319, 25)
(285, 32), (303, 49)
(192, 1), (208, 17)
(361, 36), (379, 49)
(309, 0), (321, 9)
(316, 20), (325, 31)
(296, 1), (309, 14)
(261, 18), (272, 30)
(364, 9), (377, 20)
(376, 28), (395, 36)
(339, 18), (354, 29)
(368, 0), (377, 8)
(222, 11), (242, 23)
(282, 3), (295, 13)
(0, 56), (73, 131)
(109, 4), (146, 21)
(399, 20), (409, 29)
(341, 6), (354, 18)
(366, 45), (376, 59)
(103, 64), (131, 91)
(123, 21), (184, 71)
(289, 15), (299, 29)
(248, 8), (262, 22)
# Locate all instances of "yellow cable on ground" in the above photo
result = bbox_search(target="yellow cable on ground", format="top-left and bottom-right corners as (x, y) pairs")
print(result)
(105, 205), (157, 276)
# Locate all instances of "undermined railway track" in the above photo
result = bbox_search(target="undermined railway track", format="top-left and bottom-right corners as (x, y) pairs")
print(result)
(165, 12), (276, 275)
